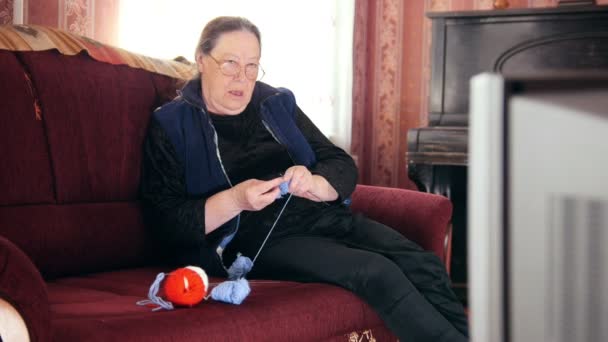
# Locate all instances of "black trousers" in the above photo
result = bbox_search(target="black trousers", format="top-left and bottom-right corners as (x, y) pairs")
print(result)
(250, 214), (469, 342)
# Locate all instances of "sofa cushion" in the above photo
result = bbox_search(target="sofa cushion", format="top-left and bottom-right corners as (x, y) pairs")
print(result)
(0, 202), (150, 279)
(47, 267), (395, 341)
(17, 50), (163, 203)
(0, 50), (55, 206)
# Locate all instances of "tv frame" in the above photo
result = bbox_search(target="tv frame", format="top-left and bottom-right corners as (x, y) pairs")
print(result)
(468, 72), (608, 342)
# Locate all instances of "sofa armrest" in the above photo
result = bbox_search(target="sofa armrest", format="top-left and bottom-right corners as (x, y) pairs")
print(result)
(0, 236), (50, 342)
(350, 185), (453, 267)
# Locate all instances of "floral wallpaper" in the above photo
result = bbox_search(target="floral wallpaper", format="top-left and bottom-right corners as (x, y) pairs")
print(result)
(0, 0), (13, 24)
(1, 0), (120, 45)
(63, 0), (92, 36)
(352, 0), (412, 188)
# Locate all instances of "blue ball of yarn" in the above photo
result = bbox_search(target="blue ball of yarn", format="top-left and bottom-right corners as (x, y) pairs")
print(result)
(210, 278), (251, 305)
(227, 255), (253, 280)
(277, 181), (290, 199)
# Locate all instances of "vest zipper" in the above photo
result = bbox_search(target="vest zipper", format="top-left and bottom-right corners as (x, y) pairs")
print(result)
(200, 107), (240, 263)
(179, 94), (235, 188)
(259, 92), (298, 166)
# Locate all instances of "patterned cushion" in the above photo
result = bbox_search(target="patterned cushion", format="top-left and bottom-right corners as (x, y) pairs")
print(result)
(0, 24), (196, 80)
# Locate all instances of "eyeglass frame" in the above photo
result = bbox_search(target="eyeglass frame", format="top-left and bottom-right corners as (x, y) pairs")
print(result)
(206, 54), (265, 81)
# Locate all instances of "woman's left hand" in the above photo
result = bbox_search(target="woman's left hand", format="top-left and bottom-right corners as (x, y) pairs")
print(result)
(283, 165), (315, 199)
(283, 165), (338, 202)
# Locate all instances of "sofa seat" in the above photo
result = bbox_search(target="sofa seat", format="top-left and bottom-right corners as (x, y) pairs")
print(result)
(48, 267), (394, 341)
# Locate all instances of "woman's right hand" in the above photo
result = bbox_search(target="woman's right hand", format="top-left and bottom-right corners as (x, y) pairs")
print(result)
(230, 177), (283, 211)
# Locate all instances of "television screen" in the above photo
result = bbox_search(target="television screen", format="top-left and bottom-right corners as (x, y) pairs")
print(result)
(468, 73), (608, 342)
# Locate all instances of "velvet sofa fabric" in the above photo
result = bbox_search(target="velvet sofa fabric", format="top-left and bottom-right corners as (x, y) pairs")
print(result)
(0, 203), (150, 279)
(0, 48), (453, 341)
(0, 51), (55, 206)
(350, 184), (452, 262)
(18, 51), (164, 204)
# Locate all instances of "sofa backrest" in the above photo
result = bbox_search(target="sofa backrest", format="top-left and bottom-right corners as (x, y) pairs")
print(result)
(0, 48), (186, 279)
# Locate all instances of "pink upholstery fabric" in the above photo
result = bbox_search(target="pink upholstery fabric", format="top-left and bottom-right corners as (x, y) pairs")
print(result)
(0, 51), (55, 206)
(47, 267), (394, 341)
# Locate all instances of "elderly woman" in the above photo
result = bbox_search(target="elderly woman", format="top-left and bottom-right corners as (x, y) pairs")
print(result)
(140, 16), (468, 342)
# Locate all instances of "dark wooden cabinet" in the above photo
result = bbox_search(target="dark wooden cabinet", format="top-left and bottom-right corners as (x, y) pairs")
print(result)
(407, 5), (608, 301)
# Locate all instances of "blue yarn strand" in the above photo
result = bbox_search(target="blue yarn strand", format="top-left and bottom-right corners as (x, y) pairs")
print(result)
(253, 193), (293, 263)
(136, 272), (174, 311)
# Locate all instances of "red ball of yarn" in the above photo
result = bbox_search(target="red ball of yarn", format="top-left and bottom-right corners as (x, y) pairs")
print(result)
(162, 266), (208, 307)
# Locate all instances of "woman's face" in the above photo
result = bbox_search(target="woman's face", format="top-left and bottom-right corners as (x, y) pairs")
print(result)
(197, 30), (260, 115)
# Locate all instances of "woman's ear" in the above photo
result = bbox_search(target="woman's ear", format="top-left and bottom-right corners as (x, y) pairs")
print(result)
(196, 54), (205, 74)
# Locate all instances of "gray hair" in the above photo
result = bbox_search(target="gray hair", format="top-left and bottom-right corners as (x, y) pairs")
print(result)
(195, 16), (261, 60)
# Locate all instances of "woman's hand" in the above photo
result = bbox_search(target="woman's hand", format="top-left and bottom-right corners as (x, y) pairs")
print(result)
(283, 165), (314, 198)
(283, 166), (338, 202)
(205, 177), (282, 234)
(230, 177), (283, 211)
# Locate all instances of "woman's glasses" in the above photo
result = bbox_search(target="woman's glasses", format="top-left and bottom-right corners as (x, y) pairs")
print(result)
(208, 54), (265, 81)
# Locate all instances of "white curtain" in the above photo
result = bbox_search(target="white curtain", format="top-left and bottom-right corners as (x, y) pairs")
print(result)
(118, 0), (354, 152)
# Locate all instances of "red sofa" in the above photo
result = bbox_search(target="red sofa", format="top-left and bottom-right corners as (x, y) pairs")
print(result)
(0, 26), (453, 342)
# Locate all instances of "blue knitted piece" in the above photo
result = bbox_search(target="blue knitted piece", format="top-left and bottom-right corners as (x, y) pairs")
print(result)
(210, 278), (251, 305)
(277, 181), (290, 198)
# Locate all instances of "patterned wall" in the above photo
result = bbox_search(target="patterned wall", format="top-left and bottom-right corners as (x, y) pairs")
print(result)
(0, 0), (13, 24)
(0, 0), (120, 45)
(352, 0), (411, 188)
(352, 0), (608, 189)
